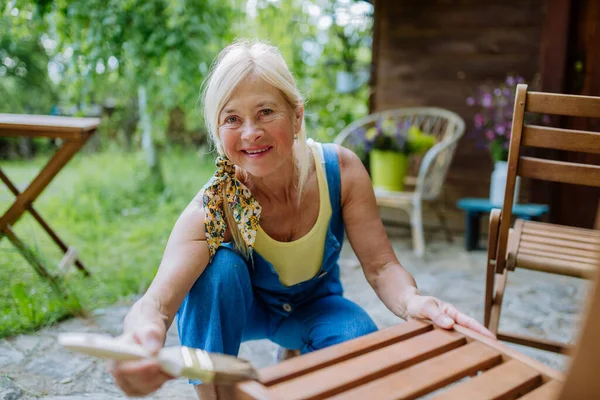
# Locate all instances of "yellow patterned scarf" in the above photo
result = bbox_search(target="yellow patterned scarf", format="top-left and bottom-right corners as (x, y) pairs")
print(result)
(202, 156), (262, 260)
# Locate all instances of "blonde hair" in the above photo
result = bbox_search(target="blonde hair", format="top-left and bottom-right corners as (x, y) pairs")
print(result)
(201, 39), (310, 257)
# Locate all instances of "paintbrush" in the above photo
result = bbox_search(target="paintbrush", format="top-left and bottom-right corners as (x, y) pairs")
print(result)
(58, 332), (259, 383)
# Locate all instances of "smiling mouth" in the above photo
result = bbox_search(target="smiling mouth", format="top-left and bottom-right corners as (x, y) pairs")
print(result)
(243, 146), (272, 154)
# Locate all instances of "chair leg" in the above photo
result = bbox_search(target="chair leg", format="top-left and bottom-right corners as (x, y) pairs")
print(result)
(410, 202), (425, 257)
(488, 269), (508, 336)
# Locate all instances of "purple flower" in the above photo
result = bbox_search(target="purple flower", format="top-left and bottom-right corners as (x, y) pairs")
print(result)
(466, 97), (475, 106)
(482, 93), (493, 108)
(474, 113), (484, 128)
(493, 88), (502, 97)
(485, 130), (495, 140)
(506, 75), (516, 86)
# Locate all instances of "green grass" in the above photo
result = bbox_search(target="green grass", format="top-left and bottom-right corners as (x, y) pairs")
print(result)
(0, 147), (215, 338)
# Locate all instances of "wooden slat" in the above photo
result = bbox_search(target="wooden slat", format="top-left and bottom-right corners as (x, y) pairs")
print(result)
(519, 380), (562, 400)
(523, 225), (600, 245)
(327, 342), (502, 400)
(0, 114), (100, 133)
(497, 332), (570, 355)
(522, 221), (600, 240)
(518, 157), (600, 187)
(266, 330), (465, 400)
(519, 248), (599, 265)
(430, 359), (542, 400)
(519, 234), (600, 251)
(453, 326), (565, 382)
(526, 91), (600, 118)
(519, 240), (600, 259)
(259, 320), (432, 385)
(522, 125), (600, 154)
(516, 254), (597, 278)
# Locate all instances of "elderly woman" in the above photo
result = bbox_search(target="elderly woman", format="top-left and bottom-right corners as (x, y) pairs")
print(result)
(110, 40), (492, 399)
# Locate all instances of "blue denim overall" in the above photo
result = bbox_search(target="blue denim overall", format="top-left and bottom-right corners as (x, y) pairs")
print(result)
(177, 144), (377, 383)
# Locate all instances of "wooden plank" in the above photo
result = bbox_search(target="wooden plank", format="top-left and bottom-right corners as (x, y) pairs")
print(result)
(516, 254), (597, 279)
(497, 332), (570, 355)
(518, 157), (600, 187)
(558, 272), (600, 399)
(519, 248), (599, 265)
(520, 240), (600, 259)
(526, 91), (600, 118)
(0, 114), (99, 134)
(523, 220), (600, 238)
(519, 380), (562, 400)
(327, 342), (501, 400)
(453, 326), (565, 382)
(496, 84), (528, 273)
(266, 330), (465, 400)
(522, 125), (600, 154)
(258, 320), (432, 385)
(430, 359), (542, 400)
(520, 233), (600, 251)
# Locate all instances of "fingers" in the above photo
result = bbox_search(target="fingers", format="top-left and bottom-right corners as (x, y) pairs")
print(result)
(441, 302), (496, 339)
(109, 358), (172, 397)
(108, 323), (169, 397)
(419, 297), (455, 329)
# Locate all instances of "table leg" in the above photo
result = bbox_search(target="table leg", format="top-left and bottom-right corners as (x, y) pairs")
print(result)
(465, 211), (481, 251)
(0, 168), (89, 275)
(2, 224), (65, 297)
(0, 138), (87, 228)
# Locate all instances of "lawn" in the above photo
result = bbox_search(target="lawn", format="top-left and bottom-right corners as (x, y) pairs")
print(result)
(0, 147), (215, 338)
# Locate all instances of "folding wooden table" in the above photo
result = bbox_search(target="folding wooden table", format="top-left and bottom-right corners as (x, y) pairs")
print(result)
(0, 114), (99, 293)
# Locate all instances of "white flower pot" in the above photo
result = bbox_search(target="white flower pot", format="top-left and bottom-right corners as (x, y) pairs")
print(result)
(490, 161), (520, 206)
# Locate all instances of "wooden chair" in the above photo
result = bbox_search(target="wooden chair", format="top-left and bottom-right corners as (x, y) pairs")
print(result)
(233, 265), (600, 399)
(335, 108), (465, 257)
(484, 85), (600, 354)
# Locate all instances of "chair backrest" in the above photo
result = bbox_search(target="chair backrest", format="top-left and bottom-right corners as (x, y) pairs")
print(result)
(495, 85), (600, 272)
(558, 266), (600, 399)
(335, 107), (465, 200)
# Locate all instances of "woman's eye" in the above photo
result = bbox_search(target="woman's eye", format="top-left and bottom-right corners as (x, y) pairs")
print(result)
(225, 116), (238, 124)
(260, 109), (273, 116)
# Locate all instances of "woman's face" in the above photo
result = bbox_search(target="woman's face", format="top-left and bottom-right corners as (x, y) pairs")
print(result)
(218, 75), (303, 178)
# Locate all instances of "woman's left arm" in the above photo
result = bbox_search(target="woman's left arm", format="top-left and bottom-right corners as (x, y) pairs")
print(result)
(337, 145), (494, 338)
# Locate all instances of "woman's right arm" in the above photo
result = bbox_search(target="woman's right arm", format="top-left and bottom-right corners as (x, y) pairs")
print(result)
(127, 192), (210, 333)
(110, 191), (211, 396)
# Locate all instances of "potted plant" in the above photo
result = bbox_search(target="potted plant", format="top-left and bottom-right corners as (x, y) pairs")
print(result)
(467, 74), (546, 205)
(350, 119), (436, 191)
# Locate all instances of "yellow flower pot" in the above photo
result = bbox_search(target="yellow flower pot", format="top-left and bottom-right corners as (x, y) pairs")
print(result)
(370, 150), (408, 192)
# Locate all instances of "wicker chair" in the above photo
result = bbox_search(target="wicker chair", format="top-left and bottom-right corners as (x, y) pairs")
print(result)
(335, 107), (465, 256)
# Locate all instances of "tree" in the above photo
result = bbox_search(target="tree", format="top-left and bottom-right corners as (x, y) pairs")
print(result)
(27, 0), (240, 189)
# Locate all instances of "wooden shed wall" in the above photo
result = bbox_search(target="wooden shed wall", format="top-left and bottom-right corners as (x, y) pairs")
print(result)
(371, 0), (544, 233)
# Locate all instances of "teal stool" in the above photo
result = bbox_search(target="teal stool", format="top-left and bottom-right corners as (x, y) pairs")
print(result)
(456, 198), (549, 251)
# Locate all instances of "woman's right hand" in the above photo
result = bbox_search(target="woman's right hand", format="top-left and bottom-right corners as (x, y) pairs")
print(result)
(108, 321), (175, 397)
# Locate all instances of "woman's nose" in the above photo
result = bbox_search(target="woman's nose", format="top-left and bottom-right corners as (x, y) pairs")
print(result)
(241, 120), (264, 142)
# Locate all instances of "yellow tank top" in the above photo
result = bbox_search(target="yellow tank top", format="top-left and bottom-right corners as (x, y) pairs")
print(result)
(253, 142), (332, 286)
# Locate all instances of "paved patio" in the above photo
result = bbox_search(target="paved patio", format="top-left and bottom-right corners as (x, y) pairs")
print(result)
(0, 235), (589, 399)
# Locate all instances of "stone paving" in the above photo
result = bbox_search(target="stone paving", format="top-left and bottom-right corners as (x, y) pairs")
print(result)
(0, 236), (589, 399)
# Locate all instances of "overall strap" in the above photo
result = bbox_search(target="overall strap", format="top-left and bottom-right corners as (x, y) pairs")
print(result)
(321, 143), (344, 241)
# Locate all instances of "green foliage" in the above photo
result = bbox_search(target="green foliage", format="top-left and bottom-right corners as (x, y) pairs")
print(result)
(0, 148), (216, 337)
(245, 0), (373, 142)
(0, 4), (58, 114)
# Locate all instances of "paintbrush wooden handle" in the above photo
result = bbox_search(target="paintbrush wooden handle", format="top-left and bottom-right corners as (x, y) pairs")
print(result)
(58, 332), (149, 361)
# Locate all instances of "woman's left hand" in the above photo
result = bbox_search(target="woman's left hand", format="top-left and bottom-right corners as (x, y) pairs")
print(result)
(405, 293), (496, 339)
